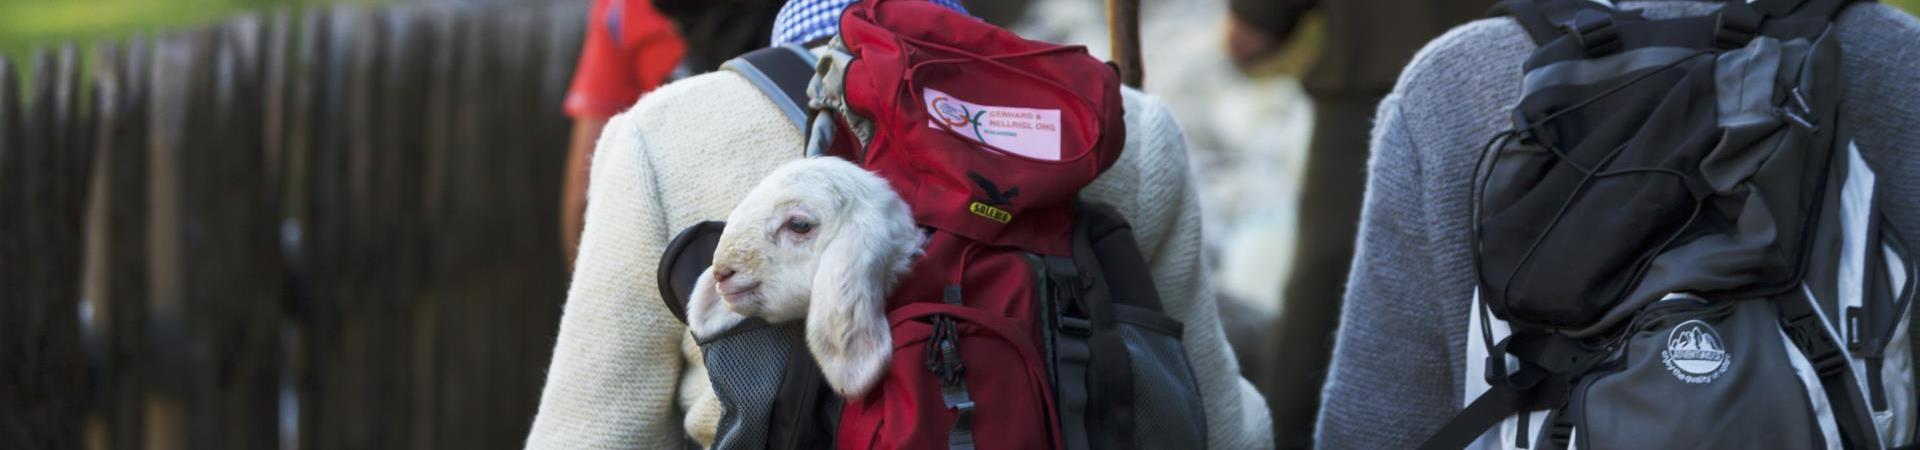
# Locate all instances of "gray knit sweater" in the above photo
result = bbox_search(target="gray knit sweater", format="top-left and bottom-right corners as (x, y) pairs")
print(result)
(1317, 2), (1920, 448)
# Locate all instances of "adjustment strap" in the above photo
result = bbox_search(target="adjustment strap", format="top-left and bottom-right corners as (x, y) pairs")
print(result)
(1070, 210), (1137, 450)
(1423, 333), (1596, 450)
(1493, 0), (1572, 46)
(1563, 10), (1622, 57)
(1776, 294), (1885, 450)
(1054, 315), (1093, 450)
(1714, 2), (1763, 49)
(943, 380), (977, 450)
(1421, 380), (1531, 450)
(943, 284), (964, 305)
(924, 315), (977, 450)
(1046, 255), (1094, 450)
(720, 45), (819, 134)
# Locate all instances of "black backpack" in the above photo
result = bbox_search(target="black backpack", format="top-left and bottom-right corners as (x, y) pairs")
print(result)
(652, 45), (1209, 450)
(1424, 0), (1917, 448)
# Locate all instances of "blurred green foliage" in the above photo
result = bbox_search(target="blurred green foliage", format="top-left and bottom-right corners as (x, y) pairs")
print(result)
(0, 0), (386, 59)
(1895, 0), (1920, 13)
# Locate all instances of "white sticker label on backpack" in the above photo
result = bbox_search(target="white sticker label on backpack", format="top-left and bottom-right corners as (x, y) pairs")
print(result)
(924, 87), (1063, 161)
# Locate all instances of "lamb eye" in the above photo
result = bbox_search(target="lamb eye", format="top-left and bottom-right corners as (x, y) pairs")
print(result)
(784, 218), (814, 234)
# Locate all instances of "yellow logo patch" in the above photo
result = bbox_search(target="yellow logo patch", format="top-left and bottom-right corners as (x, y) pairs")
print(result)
(968, 202), (1012, 224)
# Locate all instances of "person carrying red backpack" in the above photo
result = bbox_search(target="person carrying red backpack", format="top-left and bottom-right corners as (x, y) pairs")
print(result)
(524, 0), (1275, 448)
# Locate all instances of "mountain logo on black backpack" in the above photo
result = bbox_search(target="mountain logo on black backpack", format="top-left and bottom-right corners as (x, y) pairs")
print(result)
(1662, 320), (1731, 384)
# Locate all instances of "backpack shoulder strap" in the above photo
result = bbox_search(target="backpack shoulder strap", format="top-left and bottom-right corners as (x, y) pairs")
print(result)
(657, 221), (726, 325)
(721, 44), (819, 133)
(1488, 0), (1628, 47)
(1490, 0), (1569, 46)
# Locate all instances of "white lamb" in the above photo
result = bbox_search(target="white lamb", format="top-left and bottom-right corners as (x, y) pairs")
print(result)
(686, 157), (923, 398)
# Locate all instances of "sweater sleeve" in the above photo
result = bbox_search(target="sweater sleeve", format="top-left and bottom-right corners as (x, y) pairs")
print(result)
(1314, 96), (1460, 449)
(526, 109), (686, 450)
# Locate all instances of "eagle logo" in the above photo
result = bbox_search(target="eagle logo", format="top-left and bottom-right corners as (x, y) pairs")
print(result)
(965, 172), (1017, 224)
(967, 172), (1019, 206)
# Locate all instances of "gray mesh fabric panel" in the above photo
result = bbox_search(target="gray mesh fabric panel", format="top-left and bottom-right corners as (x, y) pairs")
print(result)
(702, 322), (806, 450)
(1117, 313), (1207, 448)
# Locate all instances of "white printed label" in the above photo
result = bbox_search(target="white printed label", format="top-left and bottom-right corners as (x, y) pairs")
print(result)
(924, 87), (1063, 161)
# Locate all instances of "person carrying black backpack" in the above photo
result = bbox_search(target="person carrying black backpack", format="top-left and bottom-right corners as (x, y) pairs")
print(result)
(1319, 0), (1920, 448)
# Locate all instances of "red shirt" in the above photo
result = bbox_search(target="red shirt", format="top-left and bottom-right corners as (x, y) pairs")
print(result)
(564, 0), (687, 118)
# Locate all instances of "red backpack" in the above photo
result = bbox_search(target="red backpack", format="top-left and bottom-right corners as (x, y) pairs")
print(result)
(830, 0), (1121, 448)
(658, 1), (1208, 448)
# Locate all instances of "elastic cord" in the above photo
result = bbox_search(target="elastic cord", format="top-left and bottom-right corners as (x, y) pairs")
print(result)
(1477, 49), (1719, 320)
(951, 241), (984, 291)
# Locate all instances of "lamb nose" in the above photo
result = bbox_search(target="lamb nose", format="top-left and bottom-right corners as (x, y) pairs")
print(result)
(713, 266), (737, 283)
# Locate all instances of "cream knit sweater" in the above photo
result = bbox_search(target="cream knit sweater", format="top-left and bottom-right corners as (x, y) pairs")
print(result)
(525, 69), (1273, 450)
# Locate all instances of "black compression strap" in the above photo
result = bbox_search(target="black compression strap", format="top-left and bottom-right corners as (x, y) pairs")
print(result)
(1071, 205), (1137, 450)
(1043, 254), (1094, 450)
(1715, 1), (1765, 49)
(1493, 0), (1566, 46)
(1776, 293), (1885, 450)
(1422, 332), (1596, 450)
(720, 45), (819, 133)
(1421, 383), (1528, 450)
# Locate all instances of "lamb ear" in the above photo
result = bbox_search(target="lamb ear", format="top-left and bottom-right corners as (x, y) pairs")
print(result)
(807, 221), (896, 398)
(687, 267), (747, 341)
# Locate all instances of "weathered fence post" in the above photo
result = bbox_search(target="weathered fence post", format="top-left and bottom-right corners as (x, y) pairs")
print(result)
(143, 26), (281, 449)
(0, 52), (33, 450)
(191, 16), (284, 450)
(95, 36), (155, 450)
(8, 3), (590, 449)
(300, 7), (425, 449)
(1, 44), (95, 450)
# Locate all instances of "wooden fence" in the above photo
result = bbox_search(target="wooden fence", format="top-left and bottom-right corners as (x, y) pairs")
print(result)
(2, 2), (588, 449)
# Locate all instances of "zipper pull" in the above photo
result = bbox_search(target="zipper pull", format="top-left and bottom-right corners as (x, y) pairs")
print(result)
(1778, 87), (1820, 133)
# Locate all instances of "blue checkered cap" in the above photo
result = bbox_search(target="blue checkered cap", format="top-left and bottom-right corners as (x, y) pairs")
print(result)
(771, 0), (970, 46)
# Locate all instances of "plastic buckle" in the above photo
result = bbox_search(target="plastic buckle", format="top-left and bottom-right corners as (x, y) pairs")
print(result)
(1845, 306), (1863, 351)
(943, 284), (964, 305)
(1563, 12), (1622, 57)
(1060, 316), (1091, 337)
(1548, 417), (1575, 448)
(1785, 313), (1848, 378)
(1715, 4), (1763, 50)
(1484, 336), (1516, 386)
